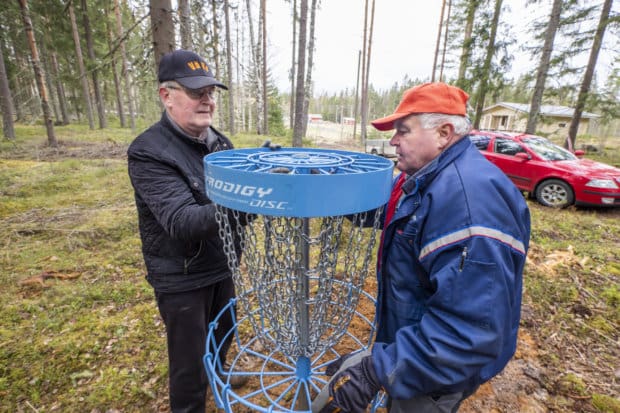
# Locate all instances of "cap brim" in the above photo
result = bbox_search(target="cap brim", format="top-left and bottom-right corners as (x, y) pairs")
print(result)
(177, 76), (228, 90)
(370, 112), (409, 131)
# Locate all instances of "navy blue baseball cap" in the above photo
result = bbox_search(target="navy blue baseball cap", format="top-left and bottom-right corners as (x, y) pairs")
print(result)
(158, 49), (228, 90)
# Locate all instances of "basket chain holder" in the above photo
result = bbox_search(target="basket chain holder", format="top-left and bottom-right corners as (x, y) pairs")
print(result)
(202, 147), (393, 412)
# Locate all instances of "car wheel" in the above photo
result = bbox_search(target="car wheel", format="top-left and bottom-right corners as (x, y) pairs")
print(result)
(534, 179), (574, 208)
(370, 149), (378, 155)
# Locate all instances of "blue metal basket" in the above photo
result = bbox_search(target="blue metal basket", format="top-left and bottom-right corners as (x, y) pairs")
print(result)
(203, 147), (393, 412)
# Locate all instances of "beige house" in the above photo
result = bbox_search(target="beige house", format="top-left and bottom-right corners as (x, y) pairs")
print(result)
(479, 102), (600, 137)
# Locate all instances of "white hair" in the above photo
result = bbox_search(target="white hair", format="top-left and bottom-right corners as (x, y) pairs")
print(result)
(160, 80), (179, 88)
(417, 113), (472, 136)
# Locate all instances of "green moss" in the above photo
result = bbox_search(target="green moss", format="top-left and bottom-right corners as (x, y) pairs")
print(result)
(592, 393), (620, 413)
(558, 373), (587, 396)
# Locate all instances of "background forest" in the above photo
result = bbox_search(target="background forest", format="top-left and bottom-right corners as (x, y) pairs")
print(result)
(0, 0), (619, 148)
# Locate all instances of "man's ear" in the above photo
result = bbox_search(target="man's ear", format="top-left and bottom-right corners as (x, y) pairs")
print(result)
(437, 123), (456, 149)
(159, 87), (173, 108)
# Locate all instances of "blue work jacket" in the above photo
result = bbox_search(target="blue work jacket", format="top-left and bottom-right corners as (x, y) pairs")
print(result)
(371, 137), (531, 399)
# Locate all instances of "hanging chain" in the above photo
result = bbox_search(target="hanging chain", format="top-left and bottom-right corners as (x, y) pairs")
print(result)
(215, 205), (383, 359)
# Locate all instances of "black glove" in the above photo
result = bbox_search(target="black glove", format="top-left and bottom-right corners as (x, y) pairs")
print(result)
(261, 140), (281, 150)
(312, 349), (381, 413)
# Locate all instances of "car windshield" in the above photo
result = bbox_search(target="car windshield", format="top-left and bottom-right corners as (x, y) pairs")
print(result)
(522, 137), (577, 161)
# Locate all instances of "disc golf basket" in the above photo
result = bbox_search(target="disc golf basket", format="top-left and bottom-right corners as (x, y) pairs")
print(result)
(203, 147), (393, 412)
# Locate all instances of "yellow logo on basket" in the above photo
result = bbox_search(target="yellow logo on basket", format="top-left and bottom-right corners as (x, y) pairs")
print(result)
(187, 61), (209, 72)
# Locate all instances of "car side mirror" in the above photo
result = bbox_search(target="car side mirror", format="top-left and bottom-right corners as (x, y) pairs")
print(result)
(515, 152), (530, 161)
(574, 149), (585, 157)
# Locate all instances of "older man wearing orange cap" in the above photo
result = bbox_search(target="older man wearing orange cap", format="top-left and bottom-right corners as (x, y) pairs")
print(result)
(313, 83), (531, 413)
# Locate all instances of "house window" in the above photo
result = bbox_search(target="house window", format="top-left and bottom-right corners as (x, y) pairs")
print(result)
(491, 115), (509, 130)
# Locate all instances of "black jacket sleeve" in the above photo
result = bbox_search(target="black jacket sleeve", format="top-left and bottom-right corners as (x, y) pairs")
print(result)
(128, 141), (220, 243)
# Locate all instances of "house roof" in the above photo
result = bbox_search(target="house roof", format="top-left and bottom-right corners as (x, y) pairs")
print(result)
(482, 102), (600, 119)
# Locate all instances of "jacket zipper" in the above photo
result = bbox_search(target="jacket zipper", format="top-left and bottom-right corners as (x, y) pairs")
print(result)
(184, 241), (203, 274)
(459, 246), (468, 271)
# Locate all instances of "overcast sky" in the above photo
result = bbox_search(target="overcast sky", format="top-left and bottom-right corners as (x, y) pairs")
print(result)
(265, 0), (617, 95)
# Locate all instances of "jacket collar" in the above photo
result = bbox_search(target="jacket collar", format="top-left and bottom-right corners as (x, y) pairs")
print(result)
(161, 111), (206, 145)
(401, 136), (471, 195)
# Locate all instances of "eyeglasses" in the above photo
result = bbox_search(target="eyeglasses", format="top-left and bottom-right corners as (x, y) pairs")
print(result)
(166, 84), (217, 101)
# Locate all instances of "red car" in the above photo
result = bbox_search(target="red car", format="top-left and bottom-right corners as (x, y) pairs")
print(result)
(468, 130), (620, 208)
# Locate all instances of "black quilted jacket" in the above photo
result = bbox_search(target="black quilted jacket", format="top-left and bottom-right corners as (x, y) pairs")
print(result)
(127, 112), (234, 293)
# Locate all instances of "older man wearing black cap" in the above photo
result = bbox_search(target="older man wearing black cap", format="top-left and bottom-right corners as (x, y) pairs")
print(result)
(127, 49), (246, 412)
(313, 83), (531, 413)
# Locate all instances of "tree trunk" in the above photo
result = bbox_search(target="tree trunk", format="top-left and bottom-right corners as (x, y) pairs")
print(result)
(179, 0), (192, 49)
(81, 0), (107, 128)
(40, 42), (60, 124)
(69, 1), (95, 130)
(18, 0), (57, 146)
(261, 0), (268, 134)
(472, 0), (502, 129)
(289, 0), (297, 129)
(360, 0), (369, 142)
(244, 0), (260, 134)
(457, 0), (479, 88)
(105, 9), (125, 128)
(439, 0), (452, 82)
(211, 0), (222, 129)
(0, 44), (16, 140)
(149, 0), (175, 69)
(526, 0), (562, 134)
(292, 0), (308, 147)
(224, 0), (235, 135)
(432, 0), (446, 82)
(353, 50), (361, 140)
(235, 11), (243, 132)
(114, 0), (136, 130)
(301, 0), (318, 138)
(50, 52), (70, 125)
(10, 46), (25, 123)
(568, 0), (612, 147)
(361, 0), (375, 146)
